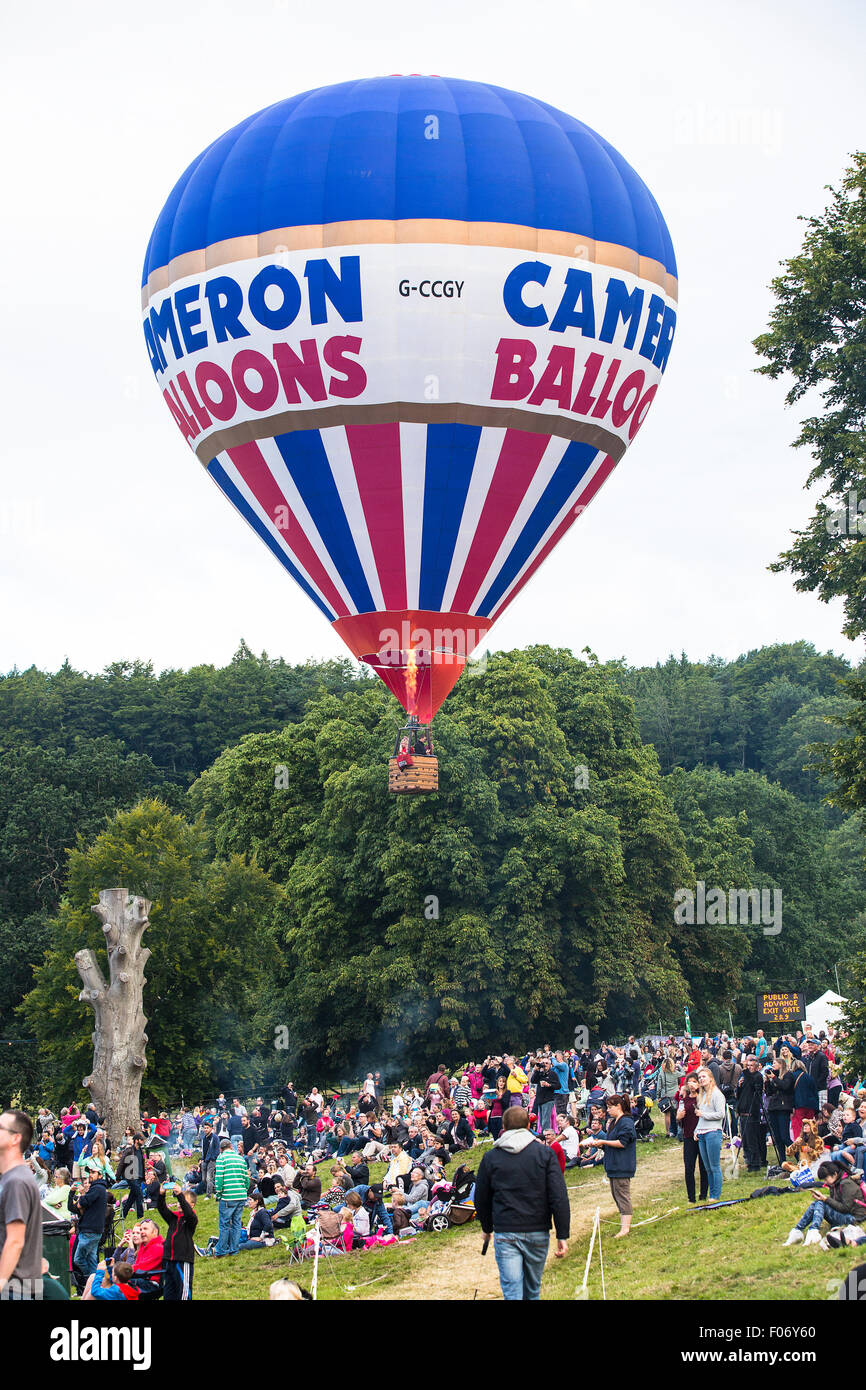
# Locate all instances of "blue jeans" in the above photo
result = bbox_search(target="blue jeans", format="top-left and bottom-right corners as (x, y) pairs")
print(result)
(74, 1231), (101, 1278)
(796, 1201), (861, 1233)
(215, 1199), (246, 1256)
(493, 1231), (550, 1300)
(697, 1130), (724, 1201)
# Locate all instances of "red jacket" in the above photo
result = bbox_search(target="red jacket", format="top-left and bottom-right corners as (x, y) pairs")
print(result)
(133, 1236), (164, 1282)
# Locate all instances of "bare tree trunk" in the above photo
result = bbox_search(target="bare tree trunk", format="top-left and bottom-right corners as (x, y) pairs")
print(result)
(75, 888), (151, 1148)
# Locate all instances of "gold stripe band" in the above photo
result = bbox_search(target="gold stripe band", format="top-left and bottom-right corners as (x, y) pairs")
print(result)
(143, 219), (678, 310)
(194, 401), (625, 467)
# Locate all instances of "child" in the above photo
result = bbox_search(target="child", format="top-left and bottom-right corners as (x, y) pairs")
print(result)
(156, 1183), (198, 1300)
(389, 1190), (411, 1234)
(83, 1259), (139, 1301)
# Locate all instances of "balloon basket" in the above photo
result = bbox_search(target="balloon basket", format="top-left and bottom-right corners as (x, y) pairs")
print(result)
(388, 756), (439, 794)
(389, 756), (439, 789)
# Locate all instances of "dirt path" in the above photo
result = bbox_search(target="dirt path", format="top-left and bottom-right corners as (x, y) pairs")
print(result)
(364, 1141), (687, 1301)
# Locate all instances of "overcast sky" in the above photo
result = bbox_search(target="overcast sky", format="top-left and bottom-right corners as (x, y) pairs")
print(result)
(2, 0), (864, 676)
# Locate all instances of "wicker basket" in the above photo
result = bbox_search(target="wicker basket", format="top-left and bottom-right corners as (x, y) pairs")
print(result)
(388, 756), (439, 793)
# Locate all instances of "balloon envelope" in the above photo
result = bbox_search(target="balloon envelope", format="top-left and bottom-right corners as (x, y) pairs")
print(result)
(143, 76), (677, 719)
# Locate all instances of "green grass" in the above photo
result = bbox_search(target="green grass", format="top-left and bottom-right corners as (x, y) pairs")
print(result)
(95, 1136), (866, 1301)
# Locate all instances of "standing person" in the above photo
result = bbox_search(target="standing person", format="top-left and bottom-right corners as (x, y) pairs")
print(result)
(200, 1123), (219, 1198)
(736, 1055), (768, 1173)
(581, 1095), (637, 1236)
(695, 1066), (726, 1202)
(676, 1074), (708, 1204)
(0, 1110), (43, 1300)
(505, 1056), (529, 1105)
(474, 1106), (569, 1302)
(425, 1063), (451, 1103)
(72, 1173), (108, 1284)
(71, 1120), (96, 1181)
(804, 1038), (830, 1105)
(157, 1183), (197, 1300)
(530, 1057), (558, 1136)
(487, 1078), (510, 1141)
(790, 1059), (820, 1143)
(211, 1140), (250, 1258)
(765, 1056), (796, 1166)
(657, 1054), (680, 1139)
(717, 1050), (742, 1136)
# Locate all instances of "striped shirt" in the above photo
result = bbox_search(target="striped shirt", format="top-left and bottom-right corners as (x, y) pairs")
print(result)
(214, 1149), (250, 1200)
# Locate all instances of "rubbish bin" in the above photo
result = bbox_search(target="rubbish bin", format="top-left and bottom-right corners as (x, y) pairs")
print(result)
(41, 1216), (72, 1297)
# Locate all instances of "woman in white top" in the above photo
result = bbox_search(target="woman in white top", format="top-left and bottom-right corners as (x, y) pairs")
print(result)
(695, 1065), (727, 1201)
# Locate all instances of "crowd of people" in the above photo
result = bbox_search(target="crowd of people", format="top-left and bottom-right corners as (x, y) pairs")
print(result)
(2, 1022), (865, 1300)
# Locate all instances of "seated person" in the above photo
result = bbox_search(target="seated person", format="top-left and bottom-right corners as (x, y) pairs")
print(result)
(324, 1163), (353, 1198)
(404, 1168), (430, 1216)
(579, 1117), (605, 1167)
(828, 1107), (864, 1170)
(271, 1181), (302, 1224)
(362, 1182), (393, 1236)
(183, 1162), (206, 1196)
(341, 1191), (370, 1248)
(389, 1190), (411, 1234)
(293, 1163), (322, 1208)
(782, 1118), (826, 1174)
(395, 736), (414, 770)
(783, 1161), (866, 1245)
(82, 1258), (139, 1301)
(557, 1115), (581, 1169)
(239, 1195), (275, 1249)
(383, 1143), (412, 1192)
(129, 1218), (164, 1295)
(345, 1156), (369, 1188)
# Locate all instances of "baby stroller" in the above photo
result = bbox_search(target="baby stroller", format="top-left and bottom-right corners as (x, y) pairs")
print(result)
(426, 1165), (477, 1232)
(632, 1096), (655, 1142)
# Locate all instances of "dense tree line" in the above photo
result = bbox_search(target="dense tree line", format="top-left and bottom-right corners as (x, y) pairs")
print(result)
(615, 641), (858, 802)
(7, 641), (866, 1103)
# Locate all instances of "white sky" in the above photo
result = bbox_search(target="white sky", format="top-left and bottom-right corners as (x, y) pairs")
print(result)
(2, 0), (864, 675)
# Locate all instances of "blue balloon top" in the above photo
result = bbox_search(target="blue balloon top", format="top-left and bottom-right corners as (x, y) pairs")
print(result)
(142, 75), (676, 287)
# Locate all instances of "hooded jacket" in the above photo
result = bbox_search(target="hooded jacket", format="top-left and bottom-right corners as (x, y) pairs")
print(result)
(157, 1190), (199, 1264)
(75, 1177), (108, 1233)
(825, 1175), (866, 1216)
(474, 1129), (570, 1238)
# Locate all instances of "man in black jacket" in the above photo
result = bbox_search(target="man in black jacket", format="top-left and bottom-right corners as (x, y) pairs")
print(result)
(72, 1175), (108, 1282)
(530, 1059), (559, 1135)
(735, 1055), (767, 1171)
(200, 1124), (220, 1196)
(474, 1106), (569, 1301)
(345, 1155), (369, 1188)
(805, 1039), (830, 1096)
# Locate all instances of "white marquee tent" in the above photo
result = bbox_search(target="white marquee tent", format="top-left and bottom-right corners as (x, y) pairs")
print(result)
(803, 989), (847, 1036)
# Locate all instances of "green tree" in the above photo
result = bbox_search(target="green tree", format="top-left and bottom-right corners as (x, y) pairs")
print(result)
(665, 767), (866, 1026)
(20, 800), (280, 1109)
(194, 649), (698, 1078)
(754, 154), (866, 640)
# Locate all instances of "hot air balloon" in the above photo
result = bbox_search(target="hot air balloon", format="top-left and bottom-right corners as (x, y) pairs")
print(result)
(142, 76), (677, 792)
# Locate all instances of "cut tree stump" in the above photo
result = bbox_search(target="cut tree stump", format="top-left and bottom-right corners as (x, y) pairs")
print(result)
(75, 888), (151, 1148)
